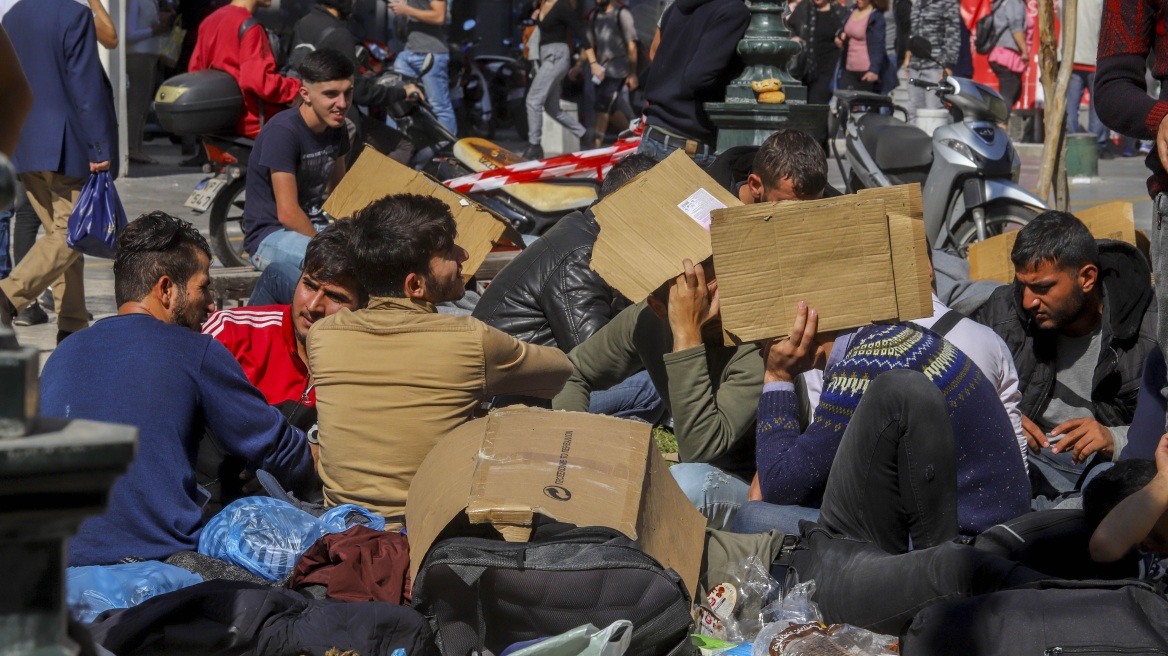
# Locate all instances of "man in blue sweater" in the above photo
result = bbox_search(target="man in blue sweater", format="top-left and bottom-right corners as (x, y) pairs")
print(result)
(41, 212), (315, 566)
(748, 302), (1030, 549)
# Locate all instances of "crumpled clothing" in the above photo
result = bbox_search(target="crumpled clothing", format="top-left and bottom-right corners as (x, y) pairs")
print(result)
(290, 525), (412, 604)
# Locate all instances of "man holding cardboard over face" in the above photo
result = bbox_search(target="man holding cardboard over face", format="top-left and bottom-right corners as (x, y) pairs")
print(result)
(708, 194), (1029, 546)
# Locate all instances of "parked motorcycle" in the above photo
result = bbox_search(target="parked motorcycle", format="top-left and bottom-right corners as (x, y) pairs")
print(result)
(833, 36), (1045, 254)
(449, 20), (493, 139)
(476, 35), (529, 139)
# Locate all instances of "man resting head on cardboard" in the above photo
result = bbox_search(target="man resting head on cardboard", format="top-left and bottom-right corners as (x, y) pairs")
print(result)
(305, 193), (573, 523)
(706, 129), (831, 205)
(553, 254), (764, 531)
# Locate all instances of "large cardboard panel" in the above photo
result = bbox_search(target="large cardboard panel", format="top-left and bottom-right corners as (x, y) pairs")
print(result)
(857, 184), (932, 322)
(968, 201), (1148, 283)
(322, 148), (524, 278)
(406, 408), (707, 599)
(590, 150), (743, 302)
(710, 197), (900, 342)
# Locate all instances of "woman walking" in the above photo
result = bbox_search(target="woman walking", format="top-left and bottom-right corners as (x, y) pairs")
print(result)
(523, 0), (602, 160)
(835, 0), (888, 93)
(789, 0), (848, 105)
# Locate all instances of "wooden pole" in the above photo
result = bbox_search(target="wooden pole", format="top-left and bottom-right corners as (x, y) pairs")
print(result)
(1036, 0), (1076, 208)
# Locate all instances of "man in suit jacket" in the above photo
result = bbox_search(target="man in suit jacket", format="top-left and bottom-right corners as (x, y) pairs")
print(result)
(0, 0), (118, 340)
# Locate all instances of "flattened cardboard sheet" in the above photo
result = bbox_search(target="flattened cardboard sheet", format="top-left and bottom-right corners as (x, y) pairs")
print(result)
(710, 197), (901, 342)
(858, 185), (932, 322)
(322, 148), (523, 278)
(590, 150), (742, 302)
(406, 408), (706, 599)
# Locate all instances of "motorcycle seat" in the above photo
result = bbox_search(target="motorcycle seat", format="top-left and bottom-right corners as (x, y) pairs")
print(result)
(834, 89), (892, 105)
(857, 114), (934, 170)
(453, 137), (597, 214)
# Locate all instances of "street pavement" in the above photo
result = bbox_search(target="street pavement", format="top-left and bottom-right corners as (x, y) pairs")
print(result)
(10, 134), (1161, 365)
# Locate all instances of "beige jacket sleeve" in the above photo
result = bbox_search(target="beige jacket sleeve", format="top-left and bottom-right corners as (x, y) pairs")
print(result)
(482, 323), (573, 398)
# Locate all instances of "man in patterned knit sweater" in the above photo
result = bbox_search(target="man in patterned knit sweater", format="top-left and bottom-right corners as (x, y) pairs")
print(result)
(751, 302), (1030, 549)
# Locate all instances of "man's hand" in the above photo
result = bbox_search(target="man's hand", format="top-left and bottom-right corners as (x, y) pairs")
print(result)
(1158, 113), (1168, 173)
(667, 258), (719, 352)
(626, 74), (638, 91)
(760, 301), (819, 384)
(861, 71), (878, 82)
(1050, 417), (1115, 464)
(404, 83), (425, 101)
(1022, 414), (1047, 452)
(943, 67), (953, 77)
(1156, 433), (1168, 476)
(90, 160), (110, 173)
(748, 473), (763, 502)
(388, 0), (411, 16)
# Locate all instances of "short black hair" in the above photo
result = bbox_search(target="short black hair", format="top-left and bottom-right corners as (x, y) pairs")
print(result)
(298, 48), (355, 84)
(348, 194), (457, 297)
(599, 153), (657, 199)
(303, 220), (366, 304)
(1082, 460), (1158, 529)
(751, 129), (827, 199)
(1010, 210), (1099, 272)
(113, 211), (212, 306)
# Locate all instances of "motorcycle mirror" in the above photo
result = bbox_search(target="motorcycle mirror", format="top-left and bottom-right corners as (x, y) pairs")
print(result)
(463, 19), (476, 30)
(909, 36), (935, 62)
(420, 52), (435, 76)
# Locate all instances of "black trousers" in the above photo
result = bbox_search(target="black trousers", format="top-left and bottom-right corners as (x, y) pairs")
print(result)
(990, 63), (1022, 114)
(786, 371), (1047, 634)
(838, 69), (879, 93)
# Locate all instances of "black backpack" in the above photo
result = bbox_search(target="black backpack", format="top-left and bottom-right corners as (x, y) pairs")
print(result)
(411, 524), (696, 656)
(973, 0), (1005, 55)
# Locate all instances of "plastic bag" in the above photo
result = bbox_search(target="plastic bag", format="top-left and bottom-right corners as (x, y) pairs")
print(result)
(199, 497), (331, 581)
(754, 622), (898, 656)
(699, 556), (785, 643)
(318, 503), (386, 532)
(66, 561), (203, 623)
(752, 581), (824, 656)
(501, 621), (633, 656)
(66, 171), (127, 259)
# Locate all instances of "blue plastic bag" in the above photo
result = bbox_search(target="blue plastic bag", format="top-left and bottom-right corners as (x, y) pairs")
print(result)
(66, 561), (203, 623)
(66, 171), (127, 258)
(199, 497), (330, 581)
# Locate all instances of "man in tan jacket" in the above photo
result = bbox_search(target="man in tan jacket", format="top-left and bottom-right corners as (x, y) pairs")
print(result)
(307, 194), (573, 521)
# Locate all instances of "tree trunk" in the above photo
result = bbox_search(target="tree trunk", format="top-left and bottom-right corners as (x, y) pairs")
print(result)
(1037, 0), (1076, 208)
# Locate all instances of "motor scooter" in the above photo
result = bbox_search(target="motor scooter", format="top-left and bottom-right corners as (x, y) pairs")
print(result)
(834, 36), (1046, 254)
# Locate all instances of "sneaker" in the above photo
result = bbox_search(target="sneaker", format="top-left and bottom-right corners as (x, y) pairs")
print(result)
(39, 289), (54, 312)
(520, 144), (544, 161)
(13, 302), (47, 326)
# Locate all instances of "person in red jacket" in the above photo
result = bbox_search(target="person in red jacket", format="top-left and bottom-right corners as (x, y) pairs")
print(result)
(189, 0), (300, 138)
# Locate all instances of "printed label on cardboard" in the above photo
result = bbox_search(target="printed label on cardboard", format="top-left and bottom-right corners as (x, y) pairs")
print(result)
(677, 188), (727, 231)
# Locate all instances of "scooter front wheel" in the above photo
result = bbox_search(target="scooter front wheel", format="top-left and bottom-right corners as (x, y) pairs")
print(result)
(949, 201), (1039, 258)
(209, 177), (250, 268)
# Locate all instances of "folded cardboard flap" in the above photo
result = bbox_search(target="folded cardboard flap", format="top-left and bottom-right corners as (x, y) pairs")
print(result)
(710, 196), (916, 342)
(590, 150), (743, 302)
(857, 184), (932, 322)
(322, 148), (524, 278)
(406, 408), (707, 599)
(968, 201), (1148, 283)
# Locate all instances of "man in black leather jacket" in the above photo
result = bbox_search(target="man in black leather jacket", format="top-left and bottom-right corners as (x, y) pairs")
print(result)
(473, 154), (662, 421)
(973, 211), (1158, 497)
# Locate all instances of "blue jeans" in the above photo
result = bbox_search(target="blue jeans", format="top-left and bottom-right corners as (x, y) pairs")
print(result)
(729, 500), (821, 535)
(252, 228), (320, 299)
(1066, 69), (1108, 146)
(395, 50), (456, 135)
(587, 370), (666, 424)
(635, 131), (717, 168)
(247, 261), (302, 306)
(0, 210), (11, 279)
(669, 463), (750, 530)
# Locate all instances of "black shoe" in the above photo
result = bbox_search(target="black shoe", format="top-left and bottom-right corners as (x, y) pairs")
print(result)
(39, 289), (54, 312)
(520, 144), (544, 161)
(14, 302), (47, 326)
(56, 329), (74, 345)
(1098, 144), (1116, 160)
(181, 153), (208, 167)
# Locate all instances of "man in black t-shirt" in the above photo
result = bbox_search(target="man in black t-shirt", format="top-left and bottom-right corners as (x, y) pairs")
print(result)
(244, 49), (352, 285)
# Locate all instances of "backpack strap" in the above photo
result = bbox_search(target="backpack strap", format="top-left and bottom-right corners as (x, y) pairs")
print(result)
(238, 16), (262, 44)
(929, 309), (966, 338)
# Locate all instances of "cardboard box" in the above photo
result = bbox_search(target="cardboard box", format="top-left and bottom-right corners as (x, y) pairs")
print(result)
(857, 185), (933, 322)
(968, 201), (1150, 283)
(406, 407), (707, 598)
(709, 194), (932, 343)
(322, 148), (524, 278)
(590, 150), (743, 302)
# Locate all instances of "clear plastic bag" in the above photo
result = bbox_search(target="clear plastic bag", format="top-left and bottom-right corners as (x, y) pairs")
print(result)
(66, 562), (203, 623)
(199, 497), (331, 581)
(756, 622), (899, 656)
(699, 556), (785, 643)
(752, 581), (825, 656)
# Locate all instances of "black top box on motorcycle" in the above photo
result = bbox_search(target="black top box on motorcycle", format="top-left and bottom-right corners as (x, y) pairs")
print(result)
(154, 70), (243, 136)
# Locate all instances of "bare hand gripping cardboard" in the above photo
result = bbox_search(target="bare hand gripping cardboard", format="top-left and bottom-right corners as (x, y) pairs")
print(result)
(322, 148), (523, 279)
(406, 407), (707, 599)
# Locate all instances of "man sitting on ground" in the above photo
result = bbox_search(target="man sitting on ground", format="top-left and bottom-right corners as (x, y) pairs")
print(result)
(308, 194), (573, 522)
(41, 212), (313, 566)
(974, 211), (1158, 497)
(472, 154), (663, 422)
(706, 129), (831, 204)
(243, 49), (352, 284)
(750, 302), (1031, 538)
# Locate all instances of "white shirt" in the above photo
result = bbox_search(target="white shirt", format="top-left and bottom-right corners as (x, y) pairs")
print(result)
(801, 294), (1028, 470)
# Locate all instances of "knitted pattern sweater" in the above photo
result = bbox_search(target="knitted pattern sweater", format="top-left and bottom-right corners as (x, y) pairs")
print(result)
(756, 323), (1030, 535)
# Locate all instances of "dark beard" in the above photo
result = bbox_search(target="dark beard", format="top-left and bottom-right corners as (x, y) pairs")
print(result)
(1044, 285), (1088, 331)
(170, 289), (205, 331)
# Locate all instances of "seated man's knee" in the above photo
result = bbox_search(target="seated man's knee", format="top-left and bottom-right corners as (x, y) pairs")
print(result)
(866, 369), (945, 412)
(670, 463), (748, 530)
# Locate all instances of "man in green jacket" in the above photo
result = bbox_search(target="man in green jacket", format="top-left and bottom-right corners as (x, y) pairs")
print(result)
(552, 258), (764, 529)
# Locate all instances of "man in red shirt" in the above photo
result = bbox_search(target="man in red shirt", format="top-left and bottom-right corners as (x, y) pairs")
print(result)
(189, 0), (300, 138)
(202, 220), (365, 447)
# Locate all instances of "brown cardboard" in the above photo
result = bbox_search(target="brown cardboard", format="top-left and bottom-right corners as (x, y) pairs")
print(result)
(322, 148), (524, 278)
(590, 150), (743, 302)
(968, 201), (1149, 283)
(405, 407), (707, 599)
(710, 197), (907, 342)
(857, 185), (933, 322)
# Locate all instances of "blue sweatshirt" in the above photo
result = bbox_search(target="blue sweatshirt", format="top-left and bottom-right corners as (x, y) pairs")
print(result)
(1121, 346), (1166, 462)
(41, 314), (314, 566)
(756, 323), (1030, 536)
